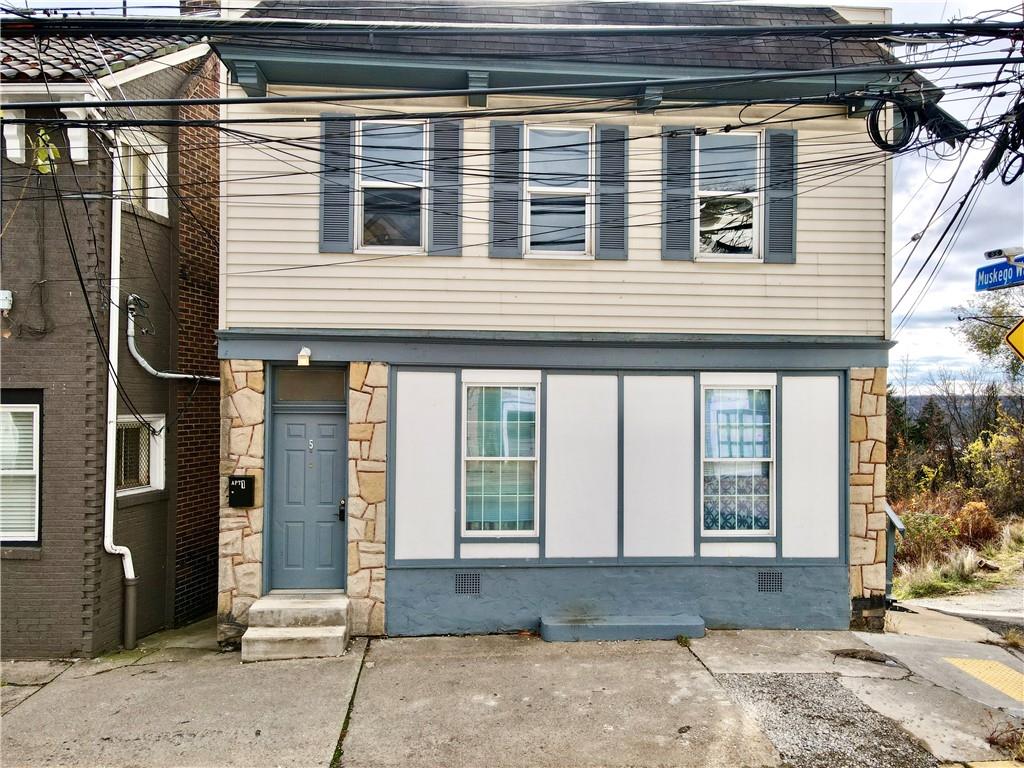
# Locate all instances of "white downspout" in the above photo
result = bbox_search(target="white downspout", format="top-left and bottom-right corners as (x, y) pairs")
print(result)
(102, 136), (139, 649)
(126, 294), (219, 383)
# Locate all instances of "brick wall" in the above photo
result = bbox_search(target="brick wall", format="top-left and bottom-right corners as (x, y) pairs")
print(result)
(0, 126), (111, 657)
(172, 54), (222, 625)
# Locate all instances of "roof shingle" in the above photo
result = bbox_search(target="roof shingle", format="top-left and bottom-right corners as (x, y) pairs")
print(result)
(1, 34), (197, 82)
(245, 0), (883, 71)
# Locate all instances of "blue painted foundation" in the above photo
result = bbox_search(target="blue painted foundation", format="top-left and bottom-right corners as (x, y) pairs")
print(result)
(540, 614), (706, 642)
(385, 565), (850, 637)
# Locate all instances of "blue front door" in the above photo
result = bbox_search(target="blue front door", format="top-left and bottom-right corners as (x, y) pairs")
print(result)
(270, 411), (346, 589)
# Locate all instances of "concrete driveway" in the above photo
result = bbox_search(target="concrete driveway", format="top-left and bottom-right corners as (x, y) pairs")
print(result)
(341, 635), (779, 768)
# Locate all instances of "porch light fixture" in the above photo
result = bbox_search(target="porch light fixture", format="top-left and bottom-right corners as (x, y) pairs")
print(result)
(297, 346), (312, 367)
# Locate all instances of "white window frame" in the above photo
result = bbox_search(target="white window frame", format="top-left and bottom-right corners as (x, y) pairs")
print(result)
(460, 369), (541, 539)
(115, 414), (166, 497)
(354, 119), (429, 254)
(524, 124), (595, 260)
(700, 373), (776, 538)
(0, 404), (41, 542)
(694, 131), (762, 263)
(119, 130), (169, 218)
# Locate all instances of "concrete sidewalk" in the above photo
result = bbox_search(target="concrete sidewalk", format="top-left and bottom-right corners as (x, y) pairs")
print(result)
(3, 615), (1023, 768)
(1, 619), (365, 768)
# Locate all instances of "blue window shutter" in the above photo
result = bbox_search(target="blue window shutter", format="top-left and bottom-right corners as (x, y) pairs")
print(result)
(489, 121), (523, 258)
(764, 129), (797, 264)
(428, 119), (462, 256)
(320, 115), (354, 253)
(596, 124), (628, 260)
(662, 128), (694, 261)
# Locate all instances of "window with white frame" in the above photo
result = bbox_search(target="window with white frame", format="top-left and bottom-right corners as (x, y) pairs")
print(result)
(115, 415), (165, 495)
(0, 404), (41, 542)
(696, 133), (760, 260)
(702, 385), (774, 533)
(121, 135), (169, 217)
(356, 121), (427, 250)
(525, 126), (592, 256)
(463, 378), (538, 535)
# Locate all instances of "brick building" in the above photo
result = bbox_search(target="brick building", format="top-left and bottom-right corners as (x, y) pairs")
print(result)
(0, 31), (221, 657)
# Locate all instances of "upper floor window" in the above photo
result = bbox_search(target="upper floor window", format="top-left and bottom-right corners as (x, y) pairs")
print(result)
(696, 133), (759, 261)
(525, 126), (593, 257)
(0, 403), (40, 543)
(356, 122), (427, 251)
(121, 132), (169, 218)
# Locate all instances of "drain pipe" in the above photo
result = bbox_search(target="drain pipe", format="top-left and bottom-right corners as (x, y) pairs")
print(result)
(125, 294), (219, 384)
(102, 137), (139, 650)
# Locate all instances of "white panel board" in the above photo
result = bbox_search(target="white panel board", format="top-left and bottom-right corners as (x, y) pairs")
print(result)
(394, 371), (456, 560)
(781, 376), (841, 559)
(545, 375), (618, 558)
(623, 376), (695, 557)
(700, 542), (776, 558)
(460, 542), (540, 559)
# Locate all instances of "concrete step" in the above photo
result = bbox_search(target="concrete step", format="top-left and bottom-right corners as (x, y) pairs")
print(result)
(248, 593), (350, 629)
(241, 626), (349, 662)
(540, 614), (706, 642)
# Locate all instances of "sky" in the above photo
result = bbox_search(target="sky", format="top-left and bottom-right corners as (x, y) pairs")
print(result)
(5, 0), (1023, 389)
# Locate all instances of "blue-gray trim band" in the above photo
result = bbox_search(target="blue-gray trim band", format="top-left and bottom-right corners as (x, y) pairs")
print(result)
(219, 328), (892, 369)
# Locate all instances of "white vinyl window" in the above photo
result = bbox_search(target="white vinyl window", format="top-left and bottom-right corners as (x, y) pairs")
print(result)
(120, 133), (169, 217)
(462, 372), (540, 536)
(696, 132), (761, 261)
(115, 415), (166, 496)
(701, 379), (775, 535)
(0, 404), (41, 542)
(525, 126), (593, 257)
(355, 121), (427, 251)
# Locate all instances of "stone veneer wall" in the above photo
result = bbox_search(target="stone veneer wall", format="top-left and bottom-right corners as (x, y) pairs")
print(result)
(848, 367), (888, 615)
(216, 360), (387, 644)
(217, 359), (265, 644)
(346, 362), (388, 636)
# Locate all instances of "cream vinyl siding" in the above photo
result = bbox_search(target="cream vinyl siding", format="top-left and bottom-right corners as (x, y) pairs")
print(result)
(221, 89), (888, 337)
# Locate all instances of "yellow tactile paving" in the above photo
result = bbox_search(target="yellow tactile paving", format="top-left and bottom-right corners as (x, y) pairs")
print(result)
(944, 657), (1024, 702)
(966, 761), (1024, 767)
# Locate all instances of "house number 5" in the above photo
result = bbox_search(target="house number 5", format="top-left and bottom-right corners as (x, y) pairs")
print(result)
(309, 440), (314, 451)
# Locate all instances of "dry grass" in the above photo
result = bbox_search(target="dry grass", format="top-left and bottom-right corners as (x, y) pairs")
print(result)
(988, 721), (1024, 761)
(1002, 628), (1024, 650)
(894, 520), (1024, 600)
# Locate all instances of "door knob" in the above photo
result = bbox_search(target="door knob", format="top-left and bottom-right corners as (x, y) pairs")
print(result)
(338, 499), (346, 521)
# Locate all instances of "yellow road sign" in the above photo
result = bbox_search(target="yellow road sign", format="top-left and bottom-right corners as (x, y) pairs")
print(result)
(1006, 317), (1024, 363)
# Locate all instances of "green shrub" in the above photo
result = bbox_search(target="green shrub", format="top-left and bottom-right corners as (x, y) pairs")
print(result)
(896, 506), (960, 565)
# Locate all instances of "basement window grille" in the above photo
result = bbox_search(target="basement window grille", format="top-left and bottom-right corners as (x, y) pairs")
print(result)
(454, 572), (481, 596)
(757, 570), (783, 593)
(115, 415), (166, 495)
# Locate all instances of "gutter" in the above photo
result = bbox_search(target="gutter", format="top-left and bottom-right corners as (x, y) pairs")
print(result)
(101, 135), (141, 650)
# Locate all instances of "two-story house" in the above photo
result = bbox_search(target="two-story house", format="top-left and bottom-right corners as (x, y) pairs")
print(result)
(1, 22), (220, 657)
(211, 1), (934, 659)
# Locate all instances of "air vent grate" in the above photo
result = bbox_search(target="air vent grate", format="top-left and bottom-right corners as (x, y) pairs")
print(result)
(454, 572), (481, 596)
(757, 570), (783, 593)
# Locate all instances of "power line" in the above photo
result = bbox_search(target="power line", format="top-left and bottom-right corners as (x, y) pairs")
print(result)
(7, 55), (1024, 113)
(7, 14), (1024, 40)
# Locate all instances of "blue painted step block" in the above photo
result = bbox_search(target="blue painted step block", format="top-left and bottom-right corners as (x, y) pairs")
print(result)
(540, 614), (706, 642)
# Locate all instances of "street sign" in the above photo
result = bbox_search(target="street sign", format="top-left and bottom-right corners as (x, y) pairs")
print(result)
(976, 260), (1024, 291)
(1006, 318), (1024, 363)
